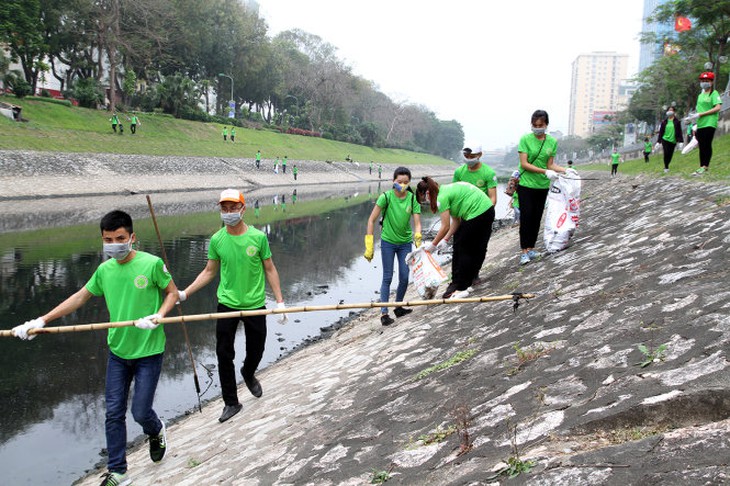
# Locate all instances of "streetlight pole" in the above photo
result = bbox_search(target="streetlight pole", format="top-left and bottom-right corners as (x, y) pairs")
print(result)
(218, 73), (234, 118)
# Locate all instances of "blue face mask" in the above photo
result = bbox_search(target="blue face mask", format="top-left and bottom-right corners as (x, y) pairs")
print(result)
(103, 241), (132, 261)
(393, 182), (408, 193)
(220, 211), (242, 226)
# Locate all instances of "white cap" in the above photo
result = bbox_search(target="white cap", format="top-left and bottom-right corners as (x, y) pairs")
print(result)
(219, 188), (245, 204)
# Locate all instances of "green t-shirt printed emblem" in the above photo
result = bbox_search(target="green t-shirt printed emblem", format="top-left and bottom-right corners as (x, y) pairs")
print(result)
(517, 134), (559, 190)
(376, 190), (421, 245)
(85, 251), (171, 360)
(208, 226), (272, 310)
(437, 182), (493, 221)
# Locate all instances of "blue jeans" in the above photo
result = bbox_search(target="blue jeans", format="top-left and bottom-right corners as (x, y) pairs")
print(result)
(380, 240), (412, 313)
(105, 351), (164, 474)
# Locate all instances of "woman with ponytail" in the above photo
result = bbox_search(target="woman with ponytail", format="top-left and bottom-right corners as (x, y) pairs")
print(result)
(415, 176), (494, 299)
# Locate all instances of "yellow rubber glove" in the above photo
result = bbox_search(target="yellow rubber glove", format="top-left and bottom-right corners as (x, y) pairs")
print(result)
(364, 235), (374, 262)
(414, 232), (422, 248)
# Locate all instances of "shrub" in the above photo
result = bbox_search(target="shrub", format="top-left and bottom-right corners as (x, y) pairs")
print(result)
(68, 78), (104, 108)
(25, 96), (72, 107)
(7, 77), (32, 98)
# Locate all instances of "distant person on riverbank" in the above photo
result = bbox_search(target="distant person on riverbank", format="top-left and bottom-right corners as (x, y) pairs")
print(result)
(178, 189), (286, 423)
(222, 126), (228, 142)
(369, 161), (373, 175)
(110, 113), (119, 133)
(416, 178), (494, 297)
(516, 109), (569, 266)
(130, 114), (140, 134)
(293, 164), (298, 181)
(274, 157), (279, 174)
(378, 164), (383, 179)
(643, 137), (652, 163)
(230, 126), (236, 143)
(255, 150), (261, 169)
(282, 156), (287, 173)
(365, 167), (422, 326)
(657, 106), (684, 174)
(254, 199), (260, 218)
(688, 71), (722, 176)
(12, 210), (177, 486)
(453, 143), (498, 206)
(610, 149), (621, 177)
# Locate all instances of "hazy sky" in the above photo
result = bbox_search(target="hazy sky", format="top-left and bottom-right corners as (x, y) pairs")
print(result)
(258, 0), (645, 151)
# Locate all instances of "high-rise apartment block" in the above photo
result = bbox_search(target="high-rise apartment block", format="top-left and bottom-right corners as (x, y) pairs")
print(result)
(568, 52), (629, 138)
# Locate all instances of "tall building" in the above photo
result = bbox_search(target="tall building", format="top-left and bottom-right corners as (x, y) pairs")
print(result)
(639, 0), (675, 73)
(568, 52), (629, 138)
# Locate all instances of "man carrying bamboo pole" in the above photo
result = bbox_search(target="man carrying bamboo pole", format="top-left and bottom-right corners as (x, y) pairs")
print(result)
(178, 189), (287, 423)
(11, 210), (178, 486)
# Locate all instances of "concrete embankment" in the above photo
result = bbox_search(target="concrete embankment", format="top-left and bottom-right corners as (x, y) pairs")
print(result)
(70, 173), (730, 485)
(0, 150), (453, 200)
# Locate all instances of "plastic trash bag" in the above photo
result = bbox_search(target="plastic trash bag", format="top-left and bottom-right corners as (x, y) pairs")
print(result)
(406, 247), (448, 299)
(543, 175), (581, 253)
(681, 136), (698, 155)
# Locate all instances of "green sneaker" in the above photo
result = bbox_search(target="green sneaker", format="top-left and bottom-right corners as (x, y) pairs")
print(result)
(693, 167), (707, 176)
(98, 471), (131, 486)
(149, 420), (167, 462)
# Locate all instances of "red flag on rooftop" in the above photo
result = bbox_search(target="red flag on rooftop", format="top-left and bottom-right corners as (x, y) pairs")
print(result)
(675, 16), (691, 32)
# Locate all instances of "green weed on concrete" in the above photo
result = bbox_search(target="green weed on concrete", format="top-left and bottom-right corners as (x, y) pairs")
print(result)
(415, 349), (477, 380)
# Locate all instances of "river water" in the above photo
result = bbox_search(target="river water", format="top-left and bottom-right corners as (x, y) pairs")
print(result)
(0, 181), (508, 484)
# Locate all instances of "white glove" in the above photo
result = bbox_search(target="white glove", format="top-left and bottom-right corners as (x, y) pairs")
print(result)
(544, 170), (558, 180)
(177, 289), (187, 304)
(654, 143), (661, 152)
(566, 168), (578, 177)
(687, 113), (700, 122)
(276, 302), (288, 324)
(678, 142), (684, 150)
(436, 239), (449, 251)
(424, 242), (437, 253)
(134, 313), (161, 330)
(12, 317), (46, 340)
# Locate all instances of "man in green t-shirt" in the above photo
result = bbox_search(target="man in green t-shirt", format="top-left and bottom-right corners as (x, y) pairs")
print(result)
(293, 164), (298, 180)
(222, 126), (228, 142)
(230, 126), (236, 143)
(643, 137), (652, 163)
(12, 210), (178, 486)
(282, 156), (287, 173)
(255, 150), (262, 169)
(110, 113), (119, 133)
(130, 114), (140, 134)
(453, 143), (498, 206)
(610, 149), (621, 177)
(179, 189), (286, 423)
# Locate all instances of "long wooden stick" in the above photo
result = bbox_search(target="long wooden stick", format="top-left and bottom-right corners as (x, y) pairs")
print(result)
(1, 294), (534, 337)
(146, 195), (203, 413)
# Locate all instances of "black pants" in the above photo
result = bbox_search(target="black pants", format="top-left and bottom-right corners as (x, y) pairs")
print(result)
(661, 140), (676, 169)
(611, 164), (618, 176)
(517, 185), (549, 250)
(696, 127), (716, 168)
(283, 165), (286, 173)
(112, 124), (117, 133)
(643, 151), (650, 163)
(130, 123), (136, 134)
(256, 160), (260, 168)
(216, 303), (267, 406)
(452, 207), (495, 291)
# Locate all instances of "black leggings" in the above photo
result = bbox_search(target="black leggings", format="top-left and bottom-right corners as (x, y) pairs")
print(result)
(661, 140), (676, 169)
(517, 185), (549, 250)
(643, 151), (650, 163)
(451, 207), (495, 291)
(695, 127), (716, 168)
(216, 303), (267, 406)
(611, 164), (618, 176)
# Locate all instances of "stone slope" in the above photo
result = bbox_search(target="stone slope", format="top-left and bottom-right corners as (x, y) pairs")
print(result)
(73, 174), (730, 486)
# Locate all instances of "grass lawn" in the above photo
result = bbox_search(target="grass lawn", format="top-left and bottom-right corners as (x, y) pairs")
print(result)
(580, 132), (730, 181)
(0, 95), (451, 165)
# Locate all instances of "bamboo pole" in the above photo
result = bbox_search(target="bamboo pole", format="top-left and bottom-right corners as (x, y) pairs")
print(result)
(1, 293), (535, 338)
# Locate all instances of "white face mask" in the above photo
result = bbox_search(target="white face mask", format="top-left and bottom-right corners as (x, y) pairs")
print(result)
(666, 111), (675, 117)
(700, 82), (712, 90)
(531, 126), (547, 136)
(103, 241), (132, 261)
(220, 211), (242, 226)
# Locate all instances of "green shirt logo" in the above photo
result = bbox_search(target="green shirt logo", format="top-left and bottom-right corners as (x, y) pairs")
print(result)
(477, 179), (485, 187)
(246, 245), (258, 257)
(134, 275), (149, 289)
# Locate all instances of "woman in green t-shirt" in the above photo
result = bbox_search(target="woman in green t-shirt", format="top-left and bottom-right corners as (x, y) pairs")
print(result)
(656, 107), (683, 173)
(689, 71), (723, 175)
(415, 177), (495, 299)
(364, 167), (422, 326)
(516, 110), (570, 266)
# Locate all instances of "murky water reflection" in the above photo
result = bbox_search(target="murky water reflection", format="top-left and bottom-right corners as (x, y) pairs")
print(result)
(0, 181), (507, 484)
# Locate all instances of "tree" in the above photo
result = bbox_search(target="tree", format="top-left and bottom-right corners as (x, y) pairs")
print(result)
(68, 77), (104, 108)
(0, 0), (48, 93)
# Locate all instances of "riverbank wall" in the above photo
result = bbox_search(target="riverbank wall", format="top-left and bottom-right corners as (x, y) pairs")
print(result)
(69, 173), (730, 485)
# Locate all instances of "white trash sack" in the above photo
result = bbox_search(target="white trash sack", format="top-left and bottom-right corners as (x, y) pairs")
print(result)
(681, 136), (698, 155)
(543, 175), (581, 253)
(406, 246), (448, 299)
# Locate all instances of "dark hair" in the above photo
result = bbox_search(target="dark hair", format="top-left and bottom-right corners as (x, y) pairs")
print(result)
(392, 166), (412, 181)
(531, 109), (549, 126)
(415, 176), (440, 213)
(100, 210), (133, 234)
